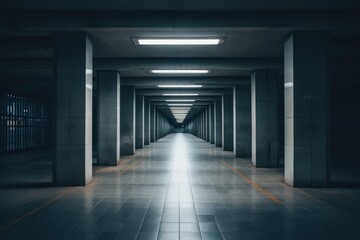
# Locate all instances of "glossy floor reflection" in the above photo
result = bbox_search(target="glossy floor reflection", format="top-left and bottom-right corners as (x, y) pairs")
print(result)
(1, 133), (360, 240)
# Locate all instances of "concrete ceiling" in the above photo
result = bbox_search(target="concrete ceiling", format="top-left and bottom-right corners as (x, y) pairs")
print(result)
(1, 0), (360, 10)
(2, 1), (360, 122)
(88, 29), (288, 58)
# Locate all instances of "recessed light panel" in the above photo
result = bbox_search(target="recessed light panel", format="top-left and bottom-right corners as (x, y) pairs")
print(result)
(168, 103), (193, 106)
(134, 38), (223, 45)
(158, 85), (203, 88)
(165, 100), (195, 102)
(151, 70), (208, 74)
(162, 94), (198, 96)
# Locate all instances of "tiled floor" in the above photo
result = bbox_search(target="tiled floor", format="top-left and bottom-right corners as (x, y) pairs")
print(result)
(1, 133), (360, 240)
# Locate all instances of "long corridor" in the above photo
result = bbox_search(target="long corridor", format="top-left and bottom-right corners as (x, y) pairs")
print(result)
(1, 134), (360, 240)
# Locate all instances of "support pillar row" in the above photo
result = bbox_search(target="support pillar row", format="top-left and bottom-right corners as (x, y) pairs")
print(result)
(251, 70), (280, 167)
(120, 86), (135, 155)
(222, 93), (234, 151)
(54, 32), (93, 186)
(97, 70), (120, 166)
(284, 32), (330, 187)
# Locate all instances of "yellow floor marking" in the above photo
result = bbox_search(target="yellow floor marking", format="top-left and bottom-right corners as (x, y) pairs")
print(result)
(0, 159), (140, 231)
(118, 160), (139, 176)
(223, 161), (283, 205)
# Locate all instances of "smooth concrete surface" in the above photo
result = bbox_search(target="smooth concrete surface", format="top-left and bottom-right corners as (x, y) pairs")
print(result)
(233, 85), (251, 158)
(215, 98), (222, 147)
(155, 111), (159, 141)
(251, 70), (280, 167)
(120, 86), (135, 155)
(54, 32), (93, 186)
(97, 70), (120, 166)
(205, 108), (209, 142)
(222, 93), (234, 151)
(284, 32), (330, 187)
(144, 100), (150, 145)
(150, 105), (155, 143)
(135, 95), (144, 149)
(1, 134), (360, 240)
(209, 103), (215, 144)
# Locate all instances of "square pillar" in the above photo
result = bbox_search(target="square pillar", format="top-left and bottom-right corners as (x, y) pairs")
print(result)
(234, 85), (251, 158)
(215, 98), (222, 147)
(97, 70), (120, 166)
(222, 93), (234, 151)
(284, 32), (330, 187)
(251, 70), (280, 167)
(206, 106), (210, 142)
(150, 104), (155, 142)
(54, 32), (93, 186)
(135, 95), (144, 149)
(210, 103), (215, 144)
(120, 86), (135, 155)
(205, 107), (209, 142)
(144, 99), (150, 145)
(155, 110), (159, 141)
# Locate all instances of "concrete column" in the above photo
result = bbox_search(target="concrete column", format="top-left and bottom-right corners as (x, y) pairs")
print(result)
(198, 116), (201, 138)
(251, 70), (280, 167)
(206, 107), (210, 142)
(204, 109), (207, 141)
(150, 104), (155, 142)
(222, 93), (234, 151)
(144, 100), (150, 145)
(234, 85), (251, 158)
(120, 86), (135, 155)
(215, 98), (222, 147)
(54, 32), (93, 186)
(97, 70), (120, 166)
(158, 111), (162, 139)
(135, 95), (144, 149)
(210, 103), (215, 144)
(284, 32), (330, 187)
(155, 110), (159, 141)
(202, 111), (205, 140)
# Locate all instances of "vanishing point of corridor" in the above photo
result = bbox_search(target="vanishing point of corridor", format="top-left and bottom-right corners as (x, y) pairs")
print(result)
(1, 134), (360, 240)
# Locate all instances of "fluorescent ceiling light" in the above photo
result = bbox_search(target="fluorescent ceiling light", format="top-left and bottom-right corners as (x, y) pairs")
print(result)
(168, 103), (193, 106)
(284, 82), (293, 88)
(171, 110), (190, 113)
(135, 38), (222, 45)
(158, 85), (203, 88)
(152, 70), (209, 74)
(162, 94), (198, 96)
(170, 110), (190, 112)
(166, 100), (195, 102)
(172, 111), (189, 114)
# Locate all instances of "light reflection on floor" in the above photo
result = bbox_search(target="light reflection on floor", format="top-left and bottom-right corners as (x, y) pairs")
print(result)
(0, 133), (360, 240)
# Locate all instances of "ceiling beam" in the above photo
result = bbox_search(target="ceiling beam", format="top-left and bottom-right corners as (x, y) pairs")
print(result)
(95, 58), (283, 70)
(1, 11), (360, 32)
(137, 88), (232, 95)
(121, 77), (250, 86)
(0, 58), (283, 71)
(146, 96), (220, 101)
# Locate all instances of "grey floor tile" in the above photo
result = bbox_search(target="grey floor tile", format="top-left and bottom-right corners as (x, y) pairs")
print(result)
(1, 134), (360, 240)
